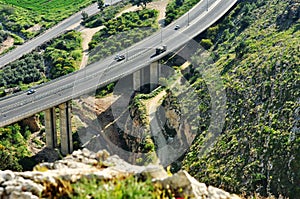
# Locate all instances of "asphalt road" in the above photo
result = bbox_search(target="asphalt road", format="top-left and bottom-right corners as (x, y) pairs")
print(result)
(0, 0), (237, 127)
(0, 0), (121, 68)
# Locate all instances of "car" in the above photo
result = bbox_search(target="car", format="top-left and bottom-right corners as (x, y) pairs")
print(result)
(103, 3), (110, 7)
(155, 45), (167, 55)
(27, 88), (36, 95)
(114, 54), (125, 61)
(174, 25), (180, 30)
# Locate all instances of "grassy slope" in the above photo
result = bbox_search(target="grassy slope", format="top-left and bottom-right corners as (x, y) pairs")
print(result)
(0, 0), (94, 21)
(0, 0), (94, 38)
(183, 0), (299, 197)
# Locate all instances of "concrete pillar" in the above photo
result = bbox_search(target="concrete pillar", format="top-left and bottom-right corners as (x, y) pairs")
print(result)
(150, 61), (159, 91)
(133, 70), (141, 91)
(45, 108), (57, 149)
(59, 101), (73, 155)
(140, 67), (145, 88)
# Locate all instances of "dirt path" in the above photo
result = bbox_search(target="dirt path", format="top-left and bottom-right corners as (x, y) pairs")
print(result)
(144, 90), (166, 117)
(116, 0), (169, 26)
(79, 0), (170, 68)
(148, 0), (170, 26)
(27, 131), (45, 155)
(24, 1), (171, 158)
(73, 1), (171, 146)
(80, 26), (103, 69)
(0, 37), (14, 55)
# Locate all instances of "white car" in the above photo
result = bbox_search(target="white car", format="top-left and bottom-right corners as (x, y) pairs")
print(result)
(114, 54), (125, 61)
(27, 88), (36, 95)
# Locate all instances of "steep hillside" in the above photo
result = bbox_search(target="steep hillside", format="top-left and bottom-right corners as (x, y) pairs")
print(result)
(182, 0), (299, 198)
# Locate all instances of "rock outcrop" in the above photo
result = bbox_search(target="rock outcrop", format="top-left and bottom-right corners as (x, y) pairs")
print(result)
(155, 171), (240, 199)
(0, 148), (240, 199)
(21, 116), (41, 132)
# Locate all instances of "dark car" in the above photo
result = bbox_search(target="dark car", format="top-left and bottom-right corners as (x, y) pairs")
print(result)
(114, 54), (125, 61)
(27, 88), (36, 95)
(155, 45), (167, 55)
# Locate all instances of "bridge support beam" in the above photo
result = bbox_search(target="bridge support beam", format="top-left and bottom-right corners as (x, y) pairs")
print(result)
(59, 101), (73, 155)
(45, 108), (57, 149)
(133, 68), (145, 92)
(150, 61), (160, 91)
(133, 70), (141, 91)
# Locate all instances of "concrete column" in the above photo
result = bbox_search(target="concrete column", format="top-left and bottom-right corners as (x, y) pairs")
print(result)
(140, 67), (145, 88)
(150, 61), (159, 91)
(59, 101), (73, 155)
(133, 70), (141, 91)
(45, 108), (57, 149)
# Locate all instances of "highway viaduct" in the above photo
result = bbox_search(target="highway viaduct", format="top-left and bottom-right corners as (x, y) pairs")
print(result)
(0, 0), (237, 155)
(43, 61), (162, 155)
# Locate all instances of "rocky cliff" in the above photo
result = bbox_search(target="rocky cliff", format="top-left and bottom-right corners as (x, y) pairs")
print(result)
(0, 148), (240, 199)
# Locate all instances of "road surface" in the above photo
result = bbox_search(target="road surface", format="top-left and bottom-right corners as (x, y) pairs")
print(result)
(0, 0), (237, 127)
(0, 0), (123, 68)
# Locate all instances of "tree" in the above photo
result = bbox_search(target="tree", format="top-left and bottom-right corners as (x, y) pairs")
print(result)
(0, 147), (22, 171)
(97, 0), (104, 10)
(235, 40), (247, 58)
(200, 39), (213, 49)
(81, 11), (89, 22)
(130, 0), (153, 9)
(175, 0), (183, 7)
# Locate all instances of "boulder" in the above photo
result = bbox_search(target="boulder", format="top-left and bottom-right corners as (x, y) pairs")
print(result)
(21, 115), (40, 132)
(155, 170), (241, 199)
(0, 149), (240, 199)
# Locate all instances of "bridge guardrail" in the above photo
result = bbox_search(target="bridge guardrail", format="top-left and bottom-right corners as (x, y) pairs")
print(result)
(0, 0), (238, 127)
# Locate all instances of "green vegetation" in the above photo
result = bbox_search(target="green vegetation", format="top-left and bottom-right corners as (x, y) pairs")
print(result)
(200, 38), (213, 49)
(165, 0), (200, 25)
(130, 0), (153, 9)
(71, 176), (154, 198)
(82, 2), (127, 28)
(97, 0), (104, 10)
(0, 52), (45, 89)
(135, 86), (164, 100)
(44, 31), (83, 79)
(88, 9), (158, 63)
(0, 124), (32, 171)
(116, 92), (156, 165)
(70, 175), (175, 199)
(181, 0), (300, 198)
(81, 11), (89, 22)
(0, 147), (22, 171)
(42, 175), (179, 198)
(0, 0), (298, 198)
(0, 30), (82, 96)
(0, 0), (95, 39)
(9, 32), (24, 45)
(0, 30), (8, 43)
(131, 93), (149, 127)
(0, 30), (83, 171)
(95, 82), (116, 98)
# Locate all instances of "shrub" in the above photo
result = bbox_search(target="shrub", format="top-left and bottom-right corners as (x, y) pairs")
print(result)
(200, 38), (213, 49)
(45, 31), (82, 79)
(88, 9), (158, 63)
(0, 52), (45, 88)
